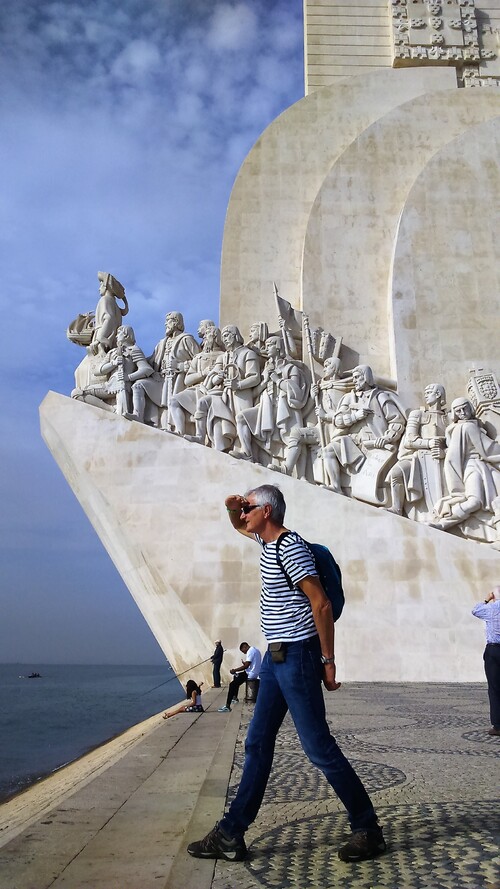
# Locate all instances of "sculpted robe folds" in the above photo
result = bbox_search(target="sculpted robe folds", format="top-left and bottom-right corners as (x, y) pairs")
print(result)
(137, 332), (200, 408)
(444, 420), (500, 509)
(203, 347), (260, 447)
(396, 407), (448, 518)
(241, 359), (310, 448)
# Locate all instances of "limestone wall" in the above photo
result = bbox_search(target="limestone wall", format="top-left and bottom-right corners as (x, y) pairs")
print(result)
(40, 393), (499, 682)
(302, 89), (500, 406)
(304, 0), (392, 93)
(220, 66), (456, 336)
(304, 2), (500, 92)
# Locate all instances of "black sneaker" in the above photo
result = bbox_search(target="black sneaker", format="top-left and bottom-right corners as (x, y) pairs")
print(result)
(338, 828), (386, 862)
(187, 823), (247, 861)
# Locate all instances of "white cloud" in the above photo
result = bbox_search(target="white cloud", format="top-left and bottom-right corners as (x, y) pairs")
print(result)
(206, 2), (258, 51)
(111, 38), (162, 83)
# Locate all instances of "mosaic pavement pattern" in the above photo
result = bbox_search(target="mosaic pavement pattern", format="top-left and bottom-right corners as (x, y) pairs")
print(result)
(213, 683), (500, 889)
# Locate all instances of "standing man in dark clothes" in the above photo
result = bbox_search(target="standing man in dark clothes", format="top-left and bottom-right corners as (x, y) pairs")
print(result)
(187, 483), (386, 865)
(211, 640), (224, 688)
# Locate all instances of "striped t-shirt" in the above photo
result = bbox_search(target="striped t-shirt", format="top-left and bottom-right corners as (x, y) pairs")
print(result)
(256, 531), (318, 642)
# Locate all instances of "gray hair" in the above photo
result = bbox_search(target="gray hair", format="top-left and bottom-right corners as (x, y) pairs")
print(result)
(245, 484), (286, 525)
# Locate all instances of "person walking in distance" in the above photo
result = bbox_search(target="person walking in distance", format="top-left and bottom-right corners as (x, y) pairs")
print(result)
(218, 642), (261, 712)
(472, 586), (500, 736)
(187, 484), (386, 864)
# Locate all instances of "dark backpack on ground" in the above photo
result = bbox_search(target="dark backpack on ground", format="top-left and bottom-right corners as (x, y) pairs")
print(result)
(276, 532), (345, 621)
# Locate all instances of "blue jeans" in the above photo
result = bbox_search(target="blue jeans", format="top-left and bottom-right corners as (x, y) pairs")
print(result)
(220, 636), (378, 838)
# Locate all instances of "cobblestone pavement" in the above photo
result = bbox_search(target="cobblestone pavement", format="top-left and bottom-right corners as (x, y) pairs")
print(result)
(212, 683), (500, 889)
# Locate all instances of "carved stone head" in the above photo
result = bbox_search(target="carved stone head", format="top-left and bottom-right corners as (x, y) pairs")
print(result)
(264, 335), (283, 359)
(221, 325), (243, 348)
(198, 319), (216, 339)
(248, 322), (269, 345)
(204, 325), (223, 351)
(450, 397), (475, 422)
(165, 311), (185, 334)
(352, 365), (374, 391)
(116, 325), (135, 346)
(424, 383), (446, 408)
(323, 356), (341, 379)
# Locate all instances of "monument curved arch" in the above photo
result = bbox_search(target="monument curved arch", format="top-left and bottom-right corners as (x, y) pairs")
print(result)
(389, 115), (500, 407)
(301, 89), (500, 384)
(220, 67), (456, 334)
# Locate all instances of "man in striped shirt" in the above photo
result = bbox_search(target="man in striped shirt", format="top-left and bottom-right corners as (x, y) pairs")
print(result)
(188, 484), (386, 864)
(472, 586), (500, 736)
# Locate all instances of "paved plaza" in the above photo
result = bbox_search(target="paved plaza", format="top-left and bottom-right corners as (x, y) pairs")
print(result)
(0, 683), (499, 889)
(212, 683), (500, 889)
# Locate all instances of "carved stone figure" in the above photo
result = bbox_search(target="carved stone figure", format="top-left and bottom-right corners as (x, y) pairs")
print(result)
(323, 365), (406, 503)
(387, 383), (447, 520)
(169, 324), (224, 436)
(92, 271), (129, 354)
(197, 319), (216, 343)
(431, 397), (500, 537)
(286, 357), (348, 481)
(246, 322), (270, 368)
(72, 325), (153, 416)
(189, 325), (260, 451)
(235, 335), (311, 470)
(131, 312), (200, 427)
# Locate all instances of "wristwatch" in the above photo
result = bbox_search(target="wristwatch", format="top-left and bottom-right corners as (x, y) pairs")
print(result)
(320, 655), (335, 665)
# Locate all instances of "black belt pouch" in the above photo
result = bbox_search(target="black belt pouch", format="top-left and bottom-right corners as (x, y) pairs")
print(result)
(269, 641), (287, 663)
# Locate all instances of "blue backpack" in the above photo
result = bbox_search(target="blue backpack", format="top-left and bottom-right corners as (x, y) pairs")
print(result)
(276, 532), (345, 621)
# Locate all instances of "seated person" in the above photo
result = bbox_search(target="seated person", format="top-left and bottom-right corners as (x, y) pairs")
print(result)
(163, 680), (204, 718)
(218, 642), (262, 712)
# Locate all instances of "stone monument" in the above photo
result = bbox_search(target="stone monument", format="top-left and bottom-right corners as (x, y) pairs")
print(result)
(41, 3), (500, 683)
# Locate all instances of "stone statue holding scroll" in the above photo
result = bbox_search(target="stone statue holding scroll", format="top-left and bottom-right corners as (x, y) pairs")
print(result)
(189, 325), (260, 452)
(130, 311), (200, 427)
(431, 397), (500, 537)
(387, 383), (447, 520)
(235, 335), (310, 469)
(322, 365), (406, 502)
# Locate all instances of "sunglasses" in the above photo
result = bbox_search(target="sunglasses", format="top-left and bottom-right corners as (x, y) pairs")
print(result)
(241, 504), (262, 515)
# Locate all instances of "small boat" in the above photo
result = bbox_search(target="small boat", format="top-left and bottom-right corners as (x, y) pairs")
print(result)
(26, 672), (42, 679)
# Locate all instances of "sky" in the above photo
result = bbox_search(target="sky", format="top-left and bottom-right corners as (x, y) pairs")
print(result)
(0, 0), (304, 665)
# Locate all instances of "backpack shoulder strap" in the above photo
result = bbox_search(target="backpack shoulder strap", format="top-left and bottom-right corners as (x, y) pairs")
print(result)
(275, 531), (294, 590)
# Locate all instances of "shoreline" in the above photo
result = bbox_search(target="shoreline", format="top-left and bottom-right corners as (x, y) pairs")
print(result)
(0, 708), (168, 848)
(0, 662), (183, 806)
(0, 714), (162, 805)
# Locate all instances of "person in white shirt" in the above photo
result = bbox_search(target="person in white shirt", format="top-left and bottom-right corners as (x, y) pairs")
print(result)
(218, 643), (261, 712)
